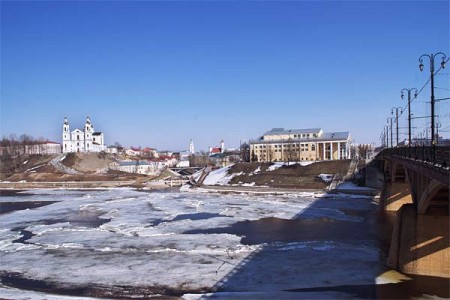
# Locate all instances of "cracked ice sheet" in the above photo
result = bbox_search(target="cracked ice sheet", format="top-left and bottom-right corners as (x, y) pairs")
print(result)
(0, 285), (109, 300)
(0, 188), (379, 295)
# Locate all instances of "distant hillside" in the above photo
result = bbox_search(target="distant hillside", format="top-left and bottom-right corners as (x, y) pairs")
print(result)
(0, 153), (146, 182)
(61, 152), (114, 173)
(203, 160), (351, 189)
(0, 154), (57, 181)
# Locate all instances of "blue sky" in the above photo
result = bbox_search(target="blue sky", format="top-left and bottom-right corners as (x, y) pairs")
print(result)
(1, 1), (449, 151)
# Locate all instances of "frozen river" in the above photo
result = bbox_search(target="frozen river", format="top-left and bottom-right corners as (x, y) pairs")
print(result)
(0, 188), (446, 299)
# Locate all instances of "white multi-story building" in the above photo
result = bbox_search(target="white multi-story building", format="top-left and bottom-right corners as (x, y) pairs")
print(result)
(62, 117), (105, 153)
(249, 128), (351, 162)
(111, 160), (158, 175)
(25, 141), (61, 154)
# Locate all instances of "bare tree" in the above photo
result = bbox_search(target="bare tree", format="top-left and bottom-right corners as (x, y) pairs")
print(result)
(240, 142), (250, 162)
(286, 139), (296, 162)
(189, 152), (215, 167)
(267, 144), (275, 162)
(251, 149), (258, 162)
(357, 144), (374, 160)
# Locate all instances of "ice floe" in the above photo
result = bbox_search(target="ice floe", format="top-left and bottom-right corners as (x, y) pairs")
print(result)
(0, 188), (383, 298)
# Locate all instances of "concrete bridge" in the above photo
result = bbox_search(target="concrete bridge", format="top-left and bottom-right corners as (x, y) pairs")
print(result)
(376, 146), (449, 278)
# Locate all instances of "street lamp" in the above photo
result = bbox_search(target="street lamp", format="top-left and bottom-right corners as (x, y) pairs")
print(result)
(436, 122), (441, 144)
(418, 52), (447, 154)
(385, 126), (389, 148)
(401, 88), (417, 148)
(387, 117), (394, 148)
(391, 107), (403, 146)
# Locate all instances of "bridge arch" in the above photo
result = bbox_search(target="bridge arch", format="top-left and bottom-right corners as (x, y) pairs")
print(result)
(377, 146), (449, 278)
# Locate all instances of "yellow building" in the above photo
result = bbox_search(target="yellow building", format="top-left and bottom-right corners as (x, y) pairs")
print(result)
(249, 128), (351, 162)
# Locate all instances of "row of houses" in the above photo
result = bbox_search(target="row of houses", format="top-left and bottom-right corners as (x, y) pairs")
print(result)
(0, 141), (62, 156)
(110, 156), (178, 175)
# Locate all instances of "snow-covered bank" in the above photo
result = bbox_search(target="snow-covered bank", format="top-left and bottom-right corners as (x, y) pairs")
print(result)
(202, 165), (237, 185)
(203, 162), (318, 186)
(336, 181), (377, 190)
(200, 161), (351, 190)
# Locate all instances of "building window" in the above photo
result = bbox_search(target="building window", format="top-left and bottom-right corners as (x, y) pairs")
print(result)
(77, 135), (80, 140)
(311, 144), (316, 151)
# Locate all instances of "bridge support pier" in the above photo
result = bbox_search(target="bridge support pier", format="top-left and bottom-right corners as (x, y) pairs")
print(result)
(387, 204), (450, 278)
(381, 181), (413, 211)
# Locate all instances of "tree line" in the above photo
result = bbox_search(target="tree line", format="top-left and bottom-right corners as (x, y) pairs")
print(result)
(0, 134), (55, 157)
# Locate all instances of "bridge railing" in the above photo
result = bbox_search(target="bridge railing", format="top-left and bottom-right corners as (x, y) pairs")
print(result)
(381, 146), (449, 168)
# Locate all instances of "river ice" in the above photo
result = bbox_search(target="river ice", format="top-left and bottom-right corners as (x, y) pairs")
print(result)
(0, 188), (389, 298)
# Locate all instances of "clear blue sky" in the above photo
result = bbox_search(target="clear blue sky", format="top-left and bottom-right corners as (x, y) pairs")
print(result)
(1, 1), (449, 151)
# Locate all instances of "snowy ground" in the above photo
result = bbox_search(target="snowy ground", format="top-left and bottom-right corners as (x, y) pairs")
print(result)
(0, 188), (411, 299)
(203, 162), (317, 186)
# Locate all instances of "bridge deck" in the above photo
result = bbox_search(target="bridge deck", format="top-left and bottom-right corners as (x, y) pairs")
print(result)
(380, 146), (449, 186)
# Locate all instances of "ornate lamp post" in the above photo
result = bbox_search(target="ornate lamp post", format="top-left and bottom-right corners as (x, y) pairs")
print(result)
(391, 107), (403, 146)
(401, 88), (417, 147)
(436, 122), (441, 144)
(418, 53), (446, 152)
(387, 117), (394, 148)
(385, 126), (389, 148)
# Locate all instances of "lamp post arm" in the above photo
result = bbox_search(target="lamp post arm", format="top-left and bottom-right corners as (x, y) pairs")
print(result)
(419, 54), (432, 64)
(432, 52), (447, 60)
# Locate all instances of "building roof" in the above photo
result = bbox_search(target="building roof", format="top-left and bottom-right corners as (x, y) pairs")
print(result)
(39, 141), (60, 145)
(263, 128), (322, 136)
(319, 132), (351, 140)
(210, 147), (221, 153)
(118, 161), (151, 166)
(153, 155), (176, 161)
(250, 131), (350, 144)
(149, 158), (172, 162)
(92, 132), (102, 136)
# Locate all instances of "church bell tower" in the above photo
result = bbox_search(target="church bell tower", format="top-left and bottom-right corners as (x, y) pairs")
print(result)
(62, 117), (71, 153)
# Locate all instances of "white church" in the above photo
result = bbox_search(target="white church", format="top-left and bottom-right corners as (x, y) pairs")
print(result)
(62, 117), (106, 153)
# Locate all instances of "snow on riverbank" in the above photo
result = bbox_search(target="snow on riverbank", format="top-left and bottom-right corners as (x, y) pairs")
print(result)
(267, 161), (314, 171)
(202, 165), (239, 185)
(336, 181), (377, 190)
(203, 161), (317, 186)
